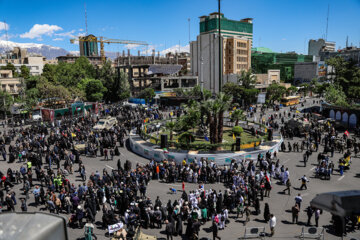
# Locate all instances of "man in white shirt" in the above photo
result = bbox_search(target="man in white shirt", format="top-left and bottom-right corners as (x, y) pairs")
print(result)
(269, 214), (276, 237)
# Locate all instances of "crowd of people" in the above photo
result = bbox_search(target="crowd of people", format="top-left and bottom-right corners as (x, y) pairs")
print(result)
(0, 100), (359, 239)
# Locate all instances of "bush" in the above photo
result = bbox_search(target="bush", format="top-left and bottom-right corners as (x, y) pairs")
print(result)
(178, 132), (195, 144)
(232, 126), (244, 136)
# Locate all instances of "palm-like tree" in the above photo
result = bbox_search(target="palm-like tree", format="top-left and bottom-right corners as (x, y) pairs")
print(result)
(201, 99), (220, 144)
(238, 70), (257, 89)
(165, 121), (176, 142)
(231, 109), (244, 126)
(216, 93), (233, 144)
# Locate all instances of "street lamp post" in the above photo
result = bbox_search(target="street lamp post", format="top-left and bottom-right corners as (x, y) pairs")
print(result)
(201, 57), (204, 99)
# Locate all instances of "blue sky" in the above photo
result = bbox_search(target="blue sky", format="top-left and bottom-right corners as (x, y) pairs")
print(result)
(0, 0), (359, 55)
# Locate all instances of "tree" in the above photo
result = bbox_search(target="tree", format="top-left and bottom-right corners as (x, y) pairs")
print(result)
(0, 90), (14, 115)
(42, 64), (58, 83)
(326, 56), (360, 98)
(286, 86), (298, 96)
(165, 121), (176, 142)
(20, 65), (30, 79)
(238, 70), (257, 89)
(85, 79), (107, 102)
(139, 88), (155, 105)
(231, 109), (245, 126)
(216, 92), (233, 143)
(232, 126), (243, 136)
(1, 63), (17, 77)
(324, 84), (349, 107)
(266, 83), (286, 104)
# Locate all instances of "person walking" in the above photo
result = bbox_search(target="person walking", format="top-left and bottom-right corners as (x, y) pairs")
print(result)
(244, 206), (251, 226)
(315, 208), (321, 227)
(295, 194), (303, 209)
(165, 219), (174, 240)
(306, 206), (314, 226)
(212, 219), (221, 240)
(283, 179), (291, 195)
(299, 175), (309, 190)
(291, 204), (300, 224)
(269, 214), (276, 237)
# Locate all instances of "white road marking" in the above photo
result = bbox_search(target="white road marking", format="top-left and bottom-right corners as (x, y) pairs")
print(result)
(337, 175), (345, 181)
(105, 165), (114, 170)
(284, 159), (291, 163)
(308, 166), (316, 172)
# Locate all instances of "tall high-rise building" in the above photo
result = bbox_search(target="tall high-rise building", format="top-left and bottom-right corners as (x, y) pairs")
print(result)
(190, 13), (253, 93)
(79, 34), (99, 57)
(308, 39), (335, 57)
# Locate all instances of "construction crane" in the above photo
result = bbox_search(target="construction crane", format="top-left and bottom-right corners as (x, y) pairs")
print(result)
(70, 36), (148, 62)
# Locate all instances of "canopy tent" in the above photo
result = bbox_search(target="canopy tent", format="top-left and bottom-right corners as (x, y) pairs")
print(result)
(310, 190), (360, 217)
(0, 212), (68, 240)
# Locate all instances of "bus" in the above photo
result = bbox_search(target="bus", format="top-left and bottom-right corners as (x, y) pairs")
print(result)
(280, 96), (300, 106)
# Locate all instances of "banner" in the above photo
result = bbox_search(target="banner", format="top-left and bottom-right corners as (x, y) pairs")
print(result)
(108, 222), (124, 234)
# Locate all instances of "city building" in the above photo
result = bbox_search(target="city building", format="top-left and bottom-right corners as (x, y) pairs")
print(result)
(0, 70), (23, 96)
(308, 39), (336, 57)
(57, 54), (105, 66)
(117, 64), (198, 97)
(254, 69), (281, 92)
(0, 47), (45, 75)
(320, 46), (360, 66)
(79, 34), (99, 57)
(190, 13), (253, 94)
(114, 50), (190, 74)
(294, 62), (318, 85)
(251, 48), (314, 83)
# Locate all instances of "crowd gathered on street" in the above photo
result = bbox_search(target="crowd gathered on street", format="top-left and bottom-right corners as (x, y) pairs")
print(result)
(0, 99), (359, 239)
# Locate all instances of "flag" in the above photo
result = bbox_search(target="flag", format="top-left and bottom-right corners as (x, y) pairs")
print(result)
(344, 130), (349, 136)
(204, 135), (209, 141)
(233, 133), (236, 140)
(71, 133), (76, 137)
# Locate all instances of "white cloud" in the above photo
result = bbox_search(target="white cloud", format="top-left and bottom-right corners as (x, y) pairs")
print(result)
(78, 28), (84, 32)
(52, 38), (63, 41)
(282, 38), (287, 41)
(55, 30), (76, 38)
(125, 44), (139, 50)
(0, 33), (16, 40)
(140, 44), (156, 55)
(20, 24), (63, 39)
(0, 22), (9, 31)
(160, 44), (190, 55)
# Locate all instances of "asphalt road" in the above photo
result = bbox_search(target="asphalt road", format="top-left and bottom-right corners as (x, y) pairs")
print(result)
(1, 97), (360, 240)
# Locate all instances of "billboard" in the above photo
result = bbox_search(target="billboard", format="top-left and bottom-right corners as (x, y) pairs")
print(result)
(318, 61), (327, 77)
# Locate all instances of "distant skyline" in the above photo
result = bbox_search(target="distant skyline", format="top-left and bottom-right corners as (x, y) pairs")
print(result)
(0, 0), (360, 55)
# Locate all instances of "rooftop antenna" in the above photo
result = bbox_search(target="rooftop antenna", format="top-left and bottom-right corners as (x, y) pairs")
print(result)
(325, 4), (329, 41)
(188, 18), (190, 44)
(4, 20), (9, 51)
(84, 3), (88, 35)
(178, 40), (181, 53)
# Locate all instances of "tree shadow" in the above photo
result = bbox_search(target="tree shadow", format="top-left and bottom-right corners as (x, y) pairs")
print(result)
(281, 220), (293, 225)
(254, 218), (267, 223)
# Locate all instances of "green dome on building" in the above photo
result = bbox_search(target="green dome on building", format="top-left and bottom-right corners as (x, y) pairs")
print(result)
(252, 47), (273, 53)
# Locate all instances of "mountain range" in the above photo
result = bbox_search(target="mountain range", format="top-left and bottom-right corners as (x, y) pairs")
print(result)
(0, 40), (190, 61)
(0, 40), (119, 60)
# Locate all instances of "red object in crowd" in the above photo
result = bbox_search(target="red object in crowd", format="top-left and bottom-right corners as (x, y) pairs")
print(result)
(182, 181), (185, 191)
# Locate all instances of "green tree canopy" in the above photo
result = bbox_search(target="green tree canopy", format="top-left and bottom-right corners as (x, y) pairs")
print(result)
(266, 83), (286, 104)
(20, 65), (30, 79)
(85, 79), (107, 102)
(139, 88), (155, 104)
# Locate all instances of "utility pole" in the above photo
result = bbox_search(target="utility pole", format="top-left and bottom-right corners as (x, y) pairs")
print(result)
(201, 57), (204, 99)
(218, 0), (222, 93)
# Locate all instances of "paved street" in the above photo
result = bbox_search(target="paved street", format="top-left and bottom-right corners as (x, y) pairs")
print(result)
(0, 98), (360, 240)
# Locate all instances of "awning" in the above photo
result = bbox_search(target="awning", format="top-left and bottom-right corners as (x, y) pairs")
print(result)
(310, 190), (360, 217)
(0, 212), (68, 240)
